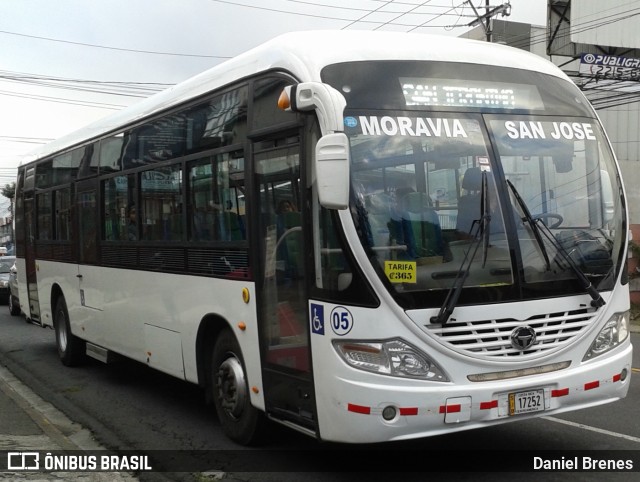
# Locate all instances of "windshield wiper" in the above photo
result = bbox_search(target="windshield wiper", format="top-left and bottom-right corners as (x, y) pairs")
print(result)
(431, 171), (490, 325)
(507, 181), (605, 308)
(507, 180), (550, 271)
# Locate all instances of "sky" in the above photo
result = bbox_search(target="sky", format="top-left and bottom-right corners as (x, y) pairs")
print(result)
(0, 0), (548, 215)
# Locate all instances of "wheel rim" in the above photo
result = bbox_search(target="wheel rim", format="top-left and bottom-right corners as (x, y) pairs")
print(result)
(216, 356), (247, 420)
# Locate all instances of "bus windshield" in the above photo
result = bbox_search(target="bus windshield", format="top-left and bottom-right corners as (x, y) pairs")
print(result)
(322, 61), (625, 309)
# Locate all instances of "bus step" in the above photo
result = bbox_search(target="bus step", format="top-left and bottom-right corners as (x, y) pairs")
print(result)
(26, 317), (42, 327)
(86, 343), (113, 364)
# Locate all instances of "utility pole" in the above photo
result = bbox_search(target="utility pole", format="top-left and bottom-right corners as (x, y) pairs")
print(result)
(466, 0), (512, 42)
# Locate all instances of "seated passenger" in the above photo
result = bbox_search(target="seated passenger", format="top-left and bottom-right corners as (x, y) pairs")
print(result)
(390, 187), (443, 259)
(456, 167), (482, 237)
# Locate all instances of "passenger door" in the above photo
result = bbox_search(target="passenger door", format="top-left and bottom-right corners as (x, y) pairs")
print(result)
(253, 133), (317, 433)
(22, 195), (40, 322)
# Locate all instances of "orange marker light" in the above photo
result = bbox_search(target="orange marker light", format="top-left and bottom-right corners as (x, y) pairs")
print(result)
(277, 89), (290, 110)
(238, 321), (247, 331)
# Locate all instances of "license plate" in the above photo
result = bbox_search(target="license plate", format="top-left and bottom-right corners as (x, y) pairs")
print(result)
(509, 389), (545, 416)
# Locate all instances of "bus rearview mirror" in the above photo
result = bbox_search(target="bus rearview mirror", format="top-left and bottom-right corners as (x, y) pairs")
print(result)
(316, 133), (350, 210)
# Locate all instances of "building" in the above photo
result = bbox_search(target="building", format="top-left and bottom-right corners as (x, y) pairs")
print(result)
(0, 216), (12, 253)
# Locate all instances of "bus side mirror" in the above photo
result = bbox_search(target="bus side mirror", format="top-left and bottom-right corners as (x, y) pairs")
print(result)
(316, 133), (350, 210)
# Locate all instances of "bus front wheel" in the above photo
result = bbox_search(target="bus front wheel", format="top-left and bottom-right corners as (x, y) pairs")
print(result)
(210, 329), (265, 445)
(54, 297), (86, 367)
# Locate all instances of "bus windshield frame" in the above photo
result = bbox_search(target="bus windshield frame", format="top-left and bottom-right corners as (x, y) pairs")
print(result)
(322, 61), (626, 310)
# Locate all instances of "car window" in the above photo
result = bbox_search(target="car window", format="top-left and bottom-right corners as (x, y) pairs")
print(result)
(0, 258), (15, 273)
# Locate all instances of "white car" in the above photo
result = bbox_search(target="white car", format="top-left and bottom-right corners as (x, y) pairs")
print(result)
(7, 259), (20, 316)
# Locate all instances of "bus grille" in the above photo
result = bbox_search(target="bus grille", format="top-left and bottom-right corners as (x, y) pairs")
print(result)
(425, 308), (596, 359)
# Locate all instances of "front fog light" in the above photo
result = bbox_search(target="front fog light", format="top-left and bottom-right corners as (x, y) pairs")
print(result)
(382, 406), (397, 421)
(583, 311), (630, 361)
(333, 338), (449, 381)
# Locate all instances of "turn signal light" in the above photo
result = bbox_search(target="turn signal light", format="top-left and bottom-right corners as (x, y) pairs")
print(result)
(277, 89), (291, 110)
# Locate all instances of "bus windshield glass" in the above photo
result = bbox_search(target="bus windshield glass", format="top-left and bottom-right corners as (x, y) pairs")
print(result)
(322, 61), (625, 309)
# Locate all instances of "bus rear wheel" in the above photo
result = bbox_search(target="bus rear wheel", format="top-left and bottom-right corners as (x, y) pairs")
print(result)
(210, 329), (264, 445)
(54, 297), (86, 367)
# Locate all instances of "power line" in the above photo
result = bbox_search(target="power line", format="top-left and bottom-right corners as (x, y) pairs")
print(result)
(208, 0), (472, 28)
(0, 88), (126, 110)
(285, 0), (411, 13)
(408, 1), (469, 32)
(0, 30), (231, 59)
(372, 0), (434, 32)
(341, 0), (396, 30)
(0, 71), (169, 98)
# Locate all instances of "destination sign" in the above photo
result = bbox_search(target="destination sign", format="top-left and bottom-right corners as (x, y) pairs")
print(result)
(399, 78), (544, 110)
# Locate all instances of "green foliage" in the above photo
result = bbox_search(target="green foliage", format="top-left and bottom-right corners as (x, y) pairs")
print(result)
(1, 182), (15, 203)
(0, 182), (15, 215)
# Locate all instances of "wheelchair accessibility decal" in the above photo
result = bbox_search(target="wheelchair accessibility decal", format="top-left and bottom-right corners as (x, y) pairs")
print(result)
(310, 304), (354, 336)
(310, 303), (325, 335)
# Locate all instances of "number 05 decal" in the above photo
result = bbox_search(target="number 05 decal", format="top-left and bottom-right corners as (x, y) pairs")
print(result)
(330, 306), (353, 336)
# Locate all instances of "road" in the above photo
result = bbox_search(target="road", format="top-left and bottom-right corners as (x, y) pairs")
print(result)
(0, 308), (639, 481)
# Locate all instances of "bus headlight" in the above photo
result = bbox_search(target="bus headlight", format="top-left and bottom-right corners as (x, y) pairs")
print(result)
(333, 338), (449, 381)
(583, 311), (630, 361)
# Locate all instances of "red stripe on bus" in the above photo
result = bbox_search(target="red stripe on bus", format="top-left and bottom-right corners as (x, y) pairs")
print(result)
(551, 388), (569, 397)
(480, 400), (498, 410)
(347, 403), (371, 414)
(584, 381), (600, 391)
(399, 407), (418, 416)
(613, 373), (621, 383)
(439, 404), (461, 414)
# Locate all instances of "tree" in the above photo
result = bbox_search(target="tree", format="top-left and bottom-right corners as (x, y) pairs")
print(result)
(1, 182), (16, 218)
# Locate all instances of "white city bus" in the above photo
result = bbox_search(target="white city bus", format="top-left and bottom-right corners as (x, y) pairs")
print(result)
(14, 30), (632, 445)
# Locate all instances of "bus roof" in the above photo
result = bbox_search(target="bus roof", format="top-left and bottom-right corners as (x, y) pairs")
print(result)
(21, 30), (570, 165)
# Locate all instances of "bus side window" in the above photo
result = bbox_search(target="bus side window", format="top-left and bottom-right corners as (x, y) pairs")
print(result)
(311, 205), (378, 307)
(318, 207), (350, 291)
(188, 152), (246, 243)
(36, 192), (52, 240)
(215, 152), (246, 242)
(189, 157), (213, 241)
(140, 164), (183, 241)
(103, 175), (137, 241)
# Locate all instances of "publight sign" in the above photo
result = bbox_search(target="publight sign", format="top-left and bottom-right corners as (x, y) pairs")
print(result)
(579, 53), (640, 81)
(400, 78), (543, 110)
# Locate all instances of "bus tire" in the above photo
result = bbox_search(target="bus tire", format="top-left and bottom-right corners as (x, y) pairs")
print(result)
(54, 297), (86, 367)
(210, 329), (265, 445)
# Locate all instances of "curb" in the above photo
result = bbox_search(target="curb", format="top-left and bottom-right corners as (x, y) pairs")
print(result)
(0, 363), (138, 481)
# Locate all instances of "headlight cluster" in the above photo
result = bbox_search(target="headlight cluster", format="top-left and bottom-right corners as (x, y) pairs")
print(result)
(333, 338), (449, 381)
(0, 280), (8, 288)
(583, 311), (630, 361)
